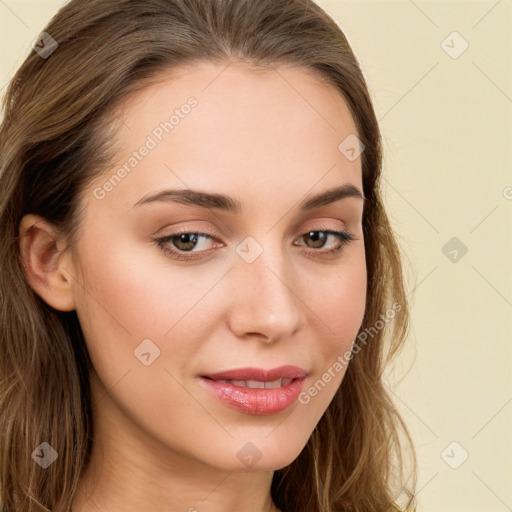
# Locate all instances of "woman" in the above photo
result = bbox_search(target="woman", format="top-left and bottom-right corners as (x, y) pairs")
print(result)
(0, 0), (417, 511)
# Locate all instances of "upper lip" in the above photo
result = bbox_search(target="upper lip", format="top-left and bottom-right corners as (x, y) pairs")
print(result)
(201, 365), (308, 382)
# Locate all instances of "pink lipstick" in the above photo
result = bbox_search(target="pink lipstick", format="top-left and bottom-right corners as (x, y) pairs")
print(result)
(199, 365), (308, 415)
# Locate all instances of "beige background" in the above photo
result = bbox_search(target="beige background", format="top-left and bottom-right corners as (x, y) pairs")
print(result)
(1, 1), (511, 511)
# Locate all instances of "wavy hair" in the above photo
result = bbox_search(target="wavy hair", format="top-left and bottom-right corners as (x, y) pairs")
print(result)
(0, 0), (417, 510)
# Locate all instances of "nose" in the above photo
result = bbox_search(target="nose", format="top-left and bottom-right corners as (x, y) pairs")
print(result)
(226, 246), (303, 342)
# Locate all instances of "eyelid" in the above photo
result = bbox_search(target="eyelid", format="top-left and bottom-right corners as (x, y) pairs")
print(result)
(155, 221), (351, 243)
(156, 225), (222, 241)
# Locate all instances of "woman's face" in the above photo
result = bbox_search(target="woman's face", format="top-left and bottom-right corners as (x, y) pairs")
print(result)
(68, 61), (367, 472)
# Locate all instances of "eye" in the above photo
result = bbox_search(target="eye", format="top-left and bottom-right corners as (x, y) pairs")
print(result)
(294, 229), (356, 256)
(153, 227), (356, 261)
(153, 231), (219, 261)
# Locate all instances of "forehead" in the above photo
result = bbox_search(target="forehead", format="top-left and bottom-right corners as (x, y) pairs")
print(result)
(115, 60), (358, 129)
(87, 61), (363, 212)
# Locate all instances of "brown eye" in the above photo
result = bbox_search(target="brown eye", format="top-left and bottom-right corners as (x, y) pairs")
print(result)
(296, 229), (356, 255)
(153, 231), (219, 261)
(303, 231), (328, 249)
(170, 233), (200, 251)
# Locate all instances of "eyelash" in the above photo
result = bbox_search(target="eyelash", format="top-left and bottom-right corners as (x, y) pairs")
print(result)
(153, 226), (357, 262)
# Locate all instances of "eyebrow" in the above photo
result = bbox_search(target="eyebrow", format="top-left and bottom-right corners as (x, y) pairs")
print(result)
(133, 183), (365, 213)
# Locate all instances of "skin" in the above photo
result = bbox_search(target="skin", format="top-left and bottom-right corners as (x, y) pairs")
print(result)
(19, 61), (367, 512)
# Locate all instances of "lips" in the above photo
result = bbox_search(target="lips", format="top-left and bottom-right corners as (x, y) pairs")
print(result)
(201, 365), (308, 383)
(199, 374), (307, 415)
(199, 366), (309, 415)
(212, 378), (293, 389)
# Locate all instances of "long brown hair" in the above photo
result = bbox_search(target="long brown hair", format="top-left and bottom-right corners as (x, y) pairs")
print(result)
(0, 0), (417, 510)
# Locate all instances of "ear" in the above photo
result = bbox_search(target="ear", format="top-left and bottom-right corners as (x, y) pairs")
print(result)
(18, 214), (77, 311)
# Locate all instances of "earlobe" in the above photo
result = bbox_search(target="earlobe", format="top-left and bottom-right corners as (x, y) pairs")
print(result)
(18, 214), (77, 312)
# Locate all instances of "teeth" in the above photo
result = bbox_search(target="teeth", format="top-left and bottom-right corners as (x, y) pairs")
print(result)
(232, 380), (249, 387)
(265, 378), (285, 388)
(246, 379), (265, 388)
(214, 378), (294, 388)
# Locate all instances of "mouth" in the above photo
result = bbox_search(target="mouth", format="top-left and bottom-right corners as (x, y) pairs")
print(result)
(200, 365), (308, 384)
(201, 376), (297, 389)
(198, 373), (308, 415)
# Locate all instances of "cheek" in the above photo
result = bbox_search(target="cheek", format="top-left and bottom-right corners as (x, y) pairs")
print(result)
(75, 234), (208, 335)
(72, 236), (224, 384)
(72, 243), (211, 442)
(305, 250), (366, 396)
(315, 250), (367, 346)
(296, 255), (366, 414)
(71, 240), (173, 381)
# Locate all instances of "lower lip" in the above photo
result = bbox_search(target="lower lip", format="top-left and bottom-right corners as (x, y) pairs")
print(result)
(199, 376), (307, 415)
